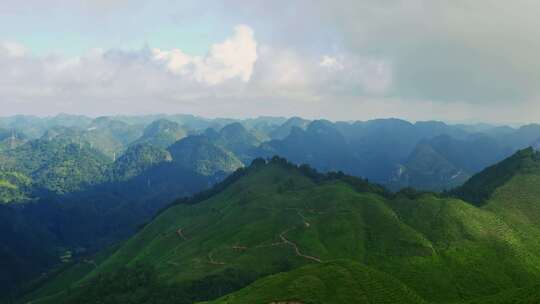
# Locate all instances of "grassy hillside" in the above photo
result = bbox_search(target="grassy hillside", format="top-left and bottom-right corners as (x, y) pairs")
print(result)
(204, 260), (427, 304)
(24, 151), (540, 304)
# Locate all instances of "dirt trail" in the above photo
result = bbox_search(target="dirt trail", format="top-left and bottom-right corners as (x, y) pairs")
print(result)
(279, 229), (322, 263)
(231, 245), (248, 251)
(83, 259), (98, 268)
(177, 228), (188, 241)
(208, 252), (226, 265)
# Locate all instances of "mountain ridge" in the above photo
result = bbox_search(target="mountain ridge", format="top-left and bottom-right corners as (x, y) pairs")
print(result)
(23, 149), (540, 304)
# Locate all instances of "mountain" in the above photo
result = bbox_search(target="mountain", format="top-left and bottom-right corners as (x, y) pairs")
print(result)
(1, 115), (539, 192)
(131, 119), (188, 149)
(83, 117), (145, 158)
(110, 143), (172, 181)
(389, 142), (470, 191)
(0, 171), (32, 203)
(0, 137), (111, 198)
(208, 260), (426, 304)
(391, 134), (513, 190)
(0, 129), (27, 151)
(168, 135), (243, 177)
(268, 116), (310, 140)
(24, 151), (540, 304)
(261, 120), (355, 174)
(214, 123), (262, 163)
(498, 123), (540, 149)
(425, 134), (512, 173)
(452, 147), (540, 206)
(0, 205), (59, 297)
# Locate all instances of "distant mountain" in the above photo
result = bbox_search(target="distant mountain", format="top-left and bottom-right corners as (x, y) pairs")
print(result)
(131, 119), (187, 149)
(110, 143), (172, 181)
(0, 137), (111, 197)
(261, 120), (355, 174)
(168, 135), (243, 176)
(499, 124), (540, 149)
(0, 129), (26, 151)
(36, 118), (145, 160)
(84, 117), (144, 158)
(389, 142), (470, 191)
(214, 123), (262, 163)
(390, 134), (514, 190)
(268, 116), (310, 140)
(26, 152), (540, 304)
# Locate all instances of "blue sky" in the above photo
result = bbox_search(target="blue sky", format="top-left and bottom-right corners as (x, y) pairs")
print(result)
(0, 1), (232, 55)
(1, 0), (539, 123)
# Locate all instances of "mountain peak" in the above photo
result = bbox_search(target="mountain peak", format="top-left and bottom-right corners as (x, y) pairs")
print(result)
(452, 147), (540, 205)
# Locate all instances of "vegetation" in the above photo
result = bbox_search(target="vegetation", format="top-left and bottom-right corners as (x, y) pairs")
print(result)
(206, 260), (426, 304)
(451, 147), (540, 205)
(23, 150), (540, 304)
(0, 138), (111, 196)
(130, 119), (187, 149)
(2, 115), (540, 303)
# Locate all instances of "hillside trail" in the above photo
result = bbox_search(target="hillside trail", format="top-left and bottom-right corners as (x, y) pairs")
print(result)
(176, 228), (189, 241)
(279, 228), (322, 263)
(195, 203), (323, 266)
(208, 252), (226, 265)
(83, 259), (98, 268)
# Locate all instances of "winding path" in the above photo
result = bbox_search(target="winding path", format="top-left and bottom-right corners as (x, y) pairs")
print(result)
(177, 228), (188, 241)
(208, 252), (226, 265)
(279, 228), (322, 263)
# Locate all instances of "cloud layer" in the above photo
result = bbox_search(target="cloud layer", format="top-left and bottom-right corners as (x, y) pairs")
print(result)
(1, 1), (540, 123)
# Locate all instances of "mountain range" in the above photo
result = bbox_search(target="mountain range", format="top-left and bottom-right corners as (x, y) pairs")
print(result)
(2, 114), (540, 302)
(17, 148), (540, 304)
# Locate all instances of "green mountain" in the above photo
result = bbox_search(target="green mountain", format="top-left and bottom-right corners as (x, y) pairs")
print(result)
(131, 119), (188, 149)
(110, 143), (172, 181)
(24, 150), (540, 304)
(82, 117), (144, 159)
(168, 135), (243, 177)
(389, 142), (470, 191)
(207, 260), (426, 304)
(452, 147), (540, 205)
(0, 171), (32, 203)
(214, 123), (262, 163)
(0, 137), (111, 199)
(0, 129), (27, 151)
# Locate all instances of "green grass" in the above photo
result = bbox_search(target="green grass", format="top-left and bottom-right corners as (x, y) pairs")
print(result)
(25, 153), (540, 304)
(203, 260), (427, 304)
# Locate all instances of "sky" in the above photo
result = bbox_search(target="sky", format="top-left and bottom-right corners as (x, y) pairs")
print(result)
(1, 0), (539, 123)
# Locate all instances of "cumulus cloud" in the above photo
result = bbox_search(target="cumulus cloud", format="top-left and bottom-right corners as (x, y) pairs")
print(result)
(0, 23), (395, 118)
(152, 25), (258, 85)
(0, 25), (261, 116)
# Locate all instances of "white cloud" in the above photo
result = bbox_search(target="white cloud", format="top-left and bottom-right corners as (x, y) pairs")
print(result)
(320, 56), (343, 70)
(152, 48), (192, 76)
(0, 41), (28, 57)
(152, 25), (258, 85)
(193, 25), (258, 84)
